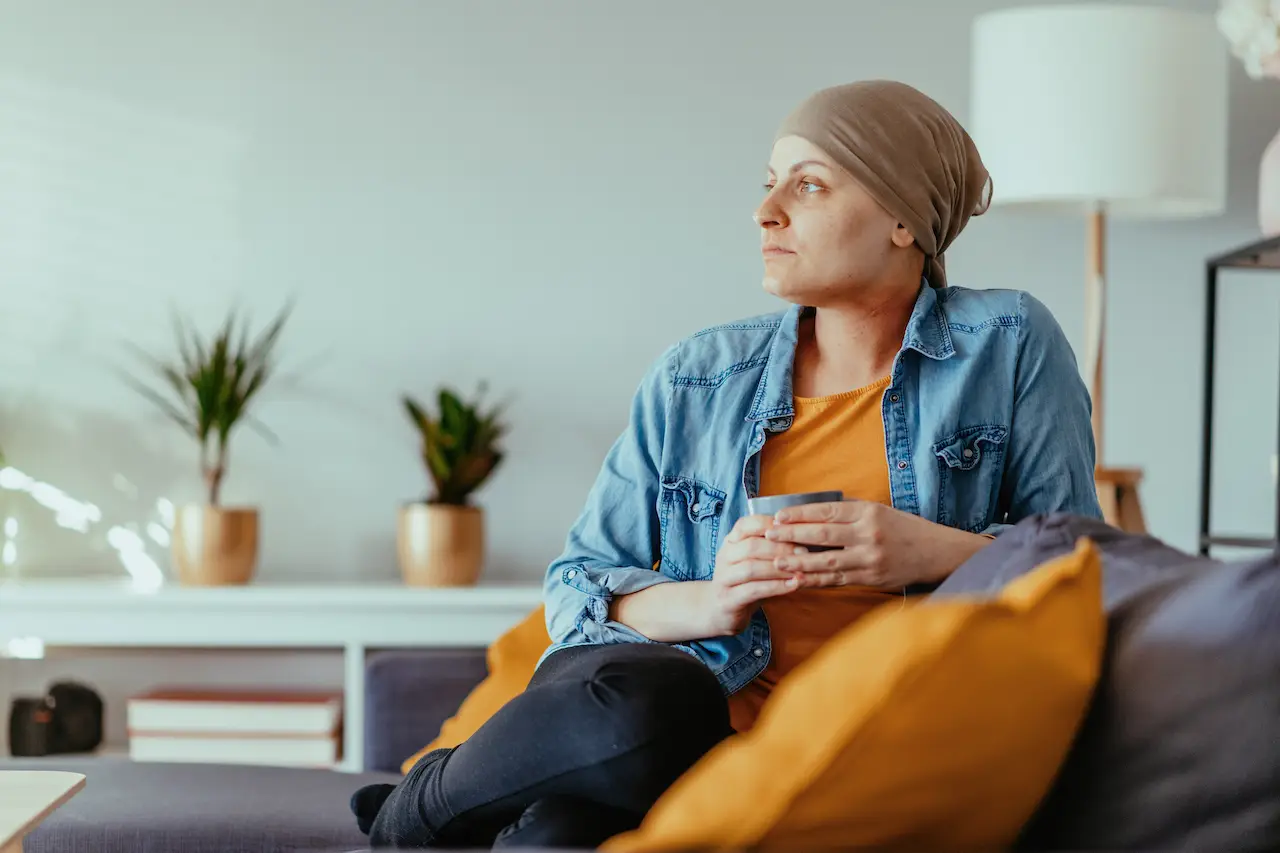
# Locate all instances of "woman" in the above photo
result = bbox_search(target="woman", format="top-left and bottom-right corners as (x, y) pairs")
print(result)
(353, 79), (1102, 849)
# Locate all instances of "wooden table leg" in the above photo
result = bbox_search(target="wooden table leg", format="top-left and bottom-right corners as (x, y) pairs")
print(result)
(1095, 467), (1146, 534)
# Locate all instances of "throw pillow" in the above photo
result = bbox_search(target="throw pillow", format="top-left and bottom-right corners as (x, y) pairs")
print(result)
(399, 605), (550, 774)
(935, 512), (1204, 609)
(602, 538), (1105, 853)
(1016, 551), (1280, 851)
(932, 513), (1279, 849)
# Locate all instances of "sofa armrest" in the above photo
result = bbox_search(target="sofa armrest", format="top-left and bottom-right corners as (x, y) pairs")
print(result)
(362, 649), (488, 773)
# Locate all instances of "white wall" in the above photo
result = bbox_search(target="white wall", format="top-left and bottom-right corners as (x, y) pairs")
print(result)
(1, 0), (1277, 743)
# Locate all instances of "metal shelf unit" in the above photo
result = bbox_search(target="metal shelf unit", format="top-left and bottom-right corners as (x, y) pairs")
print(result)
(1199, 234), (1280, 555)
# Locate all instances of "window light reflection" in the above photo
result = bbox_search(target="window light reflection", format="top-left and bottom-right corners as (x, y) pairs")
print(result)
(0, 464), (165, 590)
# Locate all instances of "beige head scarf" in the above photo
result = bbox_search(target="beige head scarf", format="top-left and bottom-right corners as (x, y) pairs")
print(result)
(775, 80), (992, 288)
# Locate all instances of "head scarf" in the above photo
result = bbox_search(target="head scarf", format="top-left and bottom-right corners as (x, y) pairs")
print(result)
(774, 80), (992, 288)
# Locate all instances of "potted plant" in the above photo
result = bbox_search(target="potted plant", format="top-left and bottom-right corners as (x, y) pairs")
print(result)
(399, 385), (506, 586)
(123, 303), (290, 586)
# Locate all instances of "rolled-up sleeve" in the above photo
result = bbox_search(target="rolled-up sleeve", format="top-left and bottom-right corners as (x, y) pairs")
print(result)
(992, 291), (1103, 530)
(543, 344), (680, 647)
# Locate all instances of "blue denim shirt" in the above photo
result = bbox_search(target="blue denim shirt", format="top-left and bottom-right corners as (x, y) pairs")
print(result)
(539, 283), (1102, 694)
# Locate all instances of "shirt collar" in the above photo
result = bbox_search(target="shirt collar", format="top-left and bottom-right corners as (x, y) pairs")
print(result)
(746, 279), (953, 422)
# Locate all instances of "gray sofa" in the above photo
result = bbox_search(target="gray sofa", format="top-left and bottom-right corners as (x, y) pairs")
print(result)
(6, 514), (1279, 852)
(6, 649), (486, 853)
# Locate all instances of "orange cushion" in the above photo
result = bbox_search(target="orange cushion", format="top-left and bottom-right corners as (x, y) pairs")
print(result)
(602, 538), (1105, 853)
(400, 605), (550, 774)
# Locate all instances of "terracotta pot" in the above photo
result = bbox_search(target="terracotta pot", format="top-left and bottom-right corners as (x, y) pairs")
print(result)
(397, 503), (483, 586)
(1261, 125), (1280, 238)
(172, 505), (259, 586)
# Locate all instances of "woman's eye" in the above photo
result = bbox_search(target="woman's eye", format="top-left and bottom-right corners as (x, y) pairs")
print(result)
(762, 179), (821, 194)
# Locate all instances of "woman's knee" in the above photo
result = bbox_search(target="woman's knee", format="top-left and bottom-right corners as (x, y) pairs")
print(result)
(581, 644), (729, 745)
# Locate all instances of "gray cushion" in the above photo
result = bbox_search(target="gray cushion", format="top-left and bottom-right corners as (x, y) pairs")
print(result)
(363, 648), (488, 773)
(4, 756), (399, 853)
(934, 512), (1205, 609)
(1018, 550), (1280, 851)
(936, 513), (1280, 851)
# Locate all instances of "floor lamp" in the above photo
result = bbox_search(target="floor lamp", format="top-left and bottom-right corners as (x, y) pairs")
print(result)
(970, 5), (1228, 533)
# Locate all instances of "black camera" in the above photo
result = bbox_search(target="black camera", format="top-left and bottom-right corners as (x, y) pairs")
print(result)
(7, 681), (104, 756)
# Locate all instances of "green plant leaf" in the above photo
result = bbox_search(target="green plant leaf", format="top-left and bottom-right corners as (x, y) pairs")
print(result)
(245, 302), (292, 367)
(116, 370), (199, 437)
(438, 388), (464, 438)
(402, 396), (429, 431)
(403, 383), (509, 505)
(244, 415), (280, 445)
(121, 301), (291, 492)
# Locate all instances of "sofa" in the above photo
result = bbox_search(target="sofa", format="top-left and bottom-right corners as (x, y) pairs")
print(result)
(5, 513), (1278, 852)
(4, 650), (485, 853)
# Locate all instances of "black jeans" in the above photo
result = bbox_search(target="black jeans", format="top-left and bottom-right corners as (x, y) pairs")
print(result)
(351, 642), (733, 849)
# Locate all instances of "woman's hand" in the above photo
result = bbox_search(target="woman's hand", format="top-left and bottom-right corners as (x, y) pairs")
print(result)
(762, 500), (991, 590)
(609, 514), (803, 642)
(699, 514), (805, 636)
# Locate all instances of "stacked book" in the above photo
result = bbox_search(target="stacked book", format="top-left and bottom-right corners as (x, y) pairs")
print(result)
(126, 687), (343, 768)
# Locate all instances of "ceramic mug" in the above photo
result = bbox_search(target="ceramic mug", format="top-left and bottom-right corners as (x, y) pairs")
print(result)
(748, 490), (844, 552)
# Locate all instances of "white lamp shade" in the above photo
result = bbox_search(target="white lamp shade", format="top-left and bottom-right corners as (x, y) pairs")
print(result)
(970, 4), (1229, 219)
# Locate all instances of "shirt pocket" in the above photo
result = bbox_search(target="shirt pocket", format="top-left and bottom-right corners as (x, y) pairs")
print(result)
(659, 476), (726, 581)
(932, 425), (1008, 533)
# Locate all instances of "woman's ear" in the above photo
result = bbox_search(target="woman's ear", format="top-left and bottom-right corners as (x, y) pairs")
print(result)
(891, 223), (916, 249)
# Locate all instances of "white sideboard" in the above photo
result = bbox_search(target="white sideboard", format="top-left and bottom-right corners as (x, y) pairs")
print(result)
(0, 578), (545, 771)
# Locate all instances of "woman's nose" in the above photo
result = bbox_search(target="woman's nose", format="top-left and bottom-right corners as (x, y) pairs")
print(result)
(754, 195), (787, 229)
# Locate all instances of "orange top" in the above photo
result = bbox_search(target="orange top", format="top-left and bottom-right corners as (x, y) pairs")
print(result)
(727, 375), (901, 734)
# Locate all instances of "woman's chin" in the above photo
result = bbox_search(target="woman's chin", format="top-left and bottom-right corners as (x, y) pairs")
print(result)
(762, 275), (816, 305)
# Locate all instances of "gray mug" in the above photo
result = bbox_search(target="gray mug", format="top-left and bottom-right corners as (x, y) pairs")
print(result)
(748, 490), (844, 552)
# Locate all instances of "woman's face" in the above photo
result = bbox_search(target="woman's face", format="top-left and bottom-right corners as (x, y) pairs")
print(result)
(756, 135), (916, 305)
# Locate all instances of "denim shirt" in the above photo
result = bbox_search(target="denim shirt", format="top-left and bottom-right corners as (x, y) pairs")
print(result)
(539, 283), (1102, 695)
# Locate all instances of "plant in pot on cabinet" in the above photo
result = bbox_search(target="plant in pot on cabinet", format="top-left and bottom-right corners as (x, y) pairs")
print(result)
(123, 304), (291, 586)
(399, 386), (506, 586)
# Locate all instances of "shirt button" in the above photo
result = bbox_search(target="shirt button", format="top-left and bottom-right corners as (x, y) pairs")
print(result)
(963, 448), (974, 459)
(890, 393), (900, 403)
(752, 648), (764, 658)
(690, 503), (701, 514)
(565, 570), (577, 580)
(897, 461), (908, 470)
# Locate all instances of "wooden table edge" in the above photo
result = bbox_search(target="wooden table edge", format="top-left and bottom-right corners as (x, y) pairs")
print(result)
(0, 771), (86, 853)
